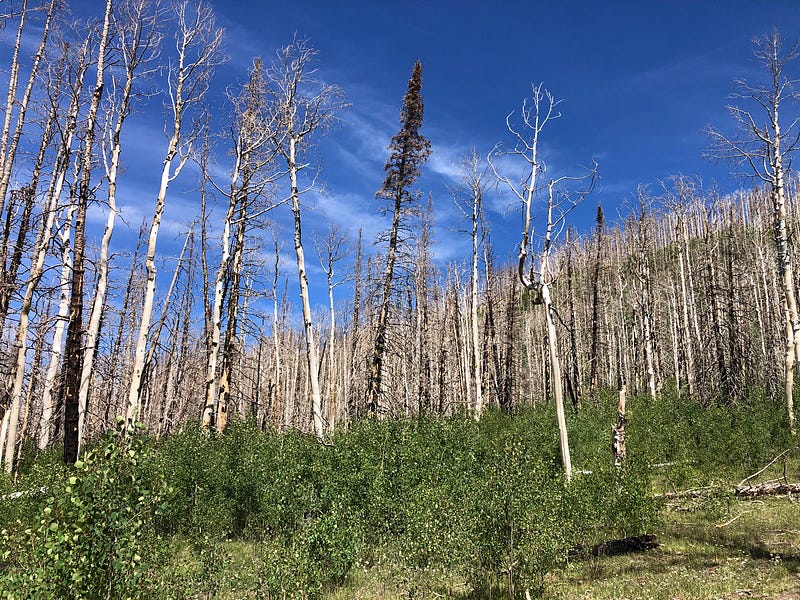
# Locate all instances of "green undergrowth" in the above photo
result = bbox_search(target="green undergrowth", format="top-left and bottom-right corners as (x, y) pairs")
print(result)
(0, 390), (796, 598)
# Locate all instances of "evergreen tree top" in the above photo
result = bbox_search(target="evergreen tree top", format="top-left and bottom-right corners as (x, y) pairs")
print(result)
(378, 61), (432, 201)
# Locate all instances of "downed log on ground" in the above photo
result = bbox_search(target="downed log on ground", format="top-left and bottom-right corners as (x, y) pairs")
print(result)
(656, 480), (800, 507)
(734, 482), (800, 498)
(568, 534), (660, 559)
(654, 486), (714, 501)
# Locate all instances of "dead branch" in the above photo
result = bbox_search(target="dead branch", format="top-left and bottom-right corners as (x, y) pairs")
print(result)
(737, 448), (794, 488)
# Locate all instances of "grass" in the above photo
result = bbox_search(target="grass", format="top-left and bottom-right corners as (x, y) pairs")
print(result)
(546, 496), (800, 600)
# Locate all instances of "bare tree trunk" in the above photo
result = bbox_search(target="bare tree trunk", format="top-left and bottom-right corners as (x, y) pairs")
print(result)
(635, 197), (658, 402)
(289, 137), (323, 438)
(773, 158), (798, 434)
(38, 203), (77, 449)
(217, 209), (246, 432)
(612, 373), (627, 467)
(704, 214), (729, 400)
(0, 0), (27, 218)
(127, 0), (222, 429)
(489, 85), (595, 480)
(677, 219), (696, 397)
(588, 205), (604, 399)
(2, 125), (65, 471)
(706, 32), (799, 434)
(266, 41), (343, 438)
(565, 231), (581, 412)
(347, 229), (362, 421)
(271, 241), (283, 429)
(62, 0), (113, 464)
(203, 196), (236, 430)
(78, 0), (161, 448)
(543, 281), (572, 478)
(0, 0), (56, 223)
(316, 225), (347, 431)
(37, 42), (91, 449)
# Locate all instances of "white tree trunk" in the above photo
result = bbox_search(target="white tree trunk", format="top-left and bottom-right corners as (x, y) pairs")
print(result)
(38, 202), (77, 448)
(2, 170), (62, 470)
(327, 269), (336, 430)
(127, 152), (174, 426)
(542, 282), (572, 481)
(289, 137), (324, 439)
(203, 193), (235, 430)
(471, 202), (483, 418)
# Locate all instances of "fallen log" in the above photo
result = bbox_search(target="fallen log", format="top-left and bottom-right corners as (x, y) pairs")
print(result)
(0, 486), (47, 501)
(654, 486), (714, 501)
(734, 482), (800, 498)
(568, 534), (660, 559)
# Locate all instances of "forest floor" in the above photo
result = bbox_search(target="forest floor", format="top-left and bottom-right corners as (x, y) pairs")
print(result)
(211, 488), (800, 599)
(545, 495), (800, 600)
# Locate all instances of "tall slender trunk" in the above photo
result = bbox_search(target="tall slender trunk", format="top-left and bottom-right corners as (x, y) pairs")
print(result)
(289, 137), (323, 439)
(271, 241), (283, 429)
(2, 128), (64, 471)
(470, 190), (483, 418)
(542, 281), (572, 479)
(217, 207), (246, 432)
(77, 31), (142, 448)
(38, 202), (77, 449)
(326, 263), (336, 430)
(588, 205), (604, 399)
(37, 41), (90, 449)
(565, 235), (581, 412)
(126, 133), (180, 427)
(126, 0), (221, 429)
(0, 0), (56, 236)
(677, 214), (696, 397)
(203, 190), (237, 430)
(368, 176), (405, 416)
(772, 145), (798, 434)
(62, 0), (112, 464)
(347, 229), (362, 421)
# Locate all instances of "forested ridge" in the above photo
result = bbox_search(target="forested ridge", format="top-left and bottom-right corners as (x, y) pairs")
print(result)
(0, 1), (800, 598)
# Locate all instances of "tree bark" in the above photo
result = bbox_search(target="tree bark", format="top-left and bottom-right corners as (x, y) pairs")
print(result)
(62, 1), (112, 464)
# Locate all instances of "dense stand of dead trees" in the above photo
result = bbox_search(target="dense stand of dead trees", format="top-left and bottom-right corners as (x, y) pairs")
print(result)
(0, 1), (799, 476)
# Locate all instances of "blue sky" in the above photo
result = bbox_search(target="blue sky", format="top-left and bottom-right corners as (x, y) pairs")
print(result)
(205, 1), (800, 252)
(6, 0), (800, 322)
(209, 0), (800, 303)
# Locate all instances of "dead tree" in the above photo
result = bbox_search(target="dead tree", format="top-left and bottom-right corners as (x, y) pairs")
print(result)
(315, 225), (350, 431)
(126, 0), (223, 429)
(707, 30), (800, 434)
(452, 150), (488, 418)
(367, 61), (431, 417)
(490, 83), (597, 481)
(62, 0), (113, 465)
(264, 38), (345, 439)
(78, 0), (163, 448)
(203, 58), (279, 432)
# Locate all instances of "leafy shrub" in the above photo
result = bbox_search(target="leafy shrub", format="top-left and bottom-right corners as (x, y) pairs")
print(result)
(0, 424), (168, 599)
(14, 388), (787, 598)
